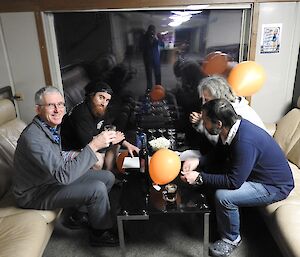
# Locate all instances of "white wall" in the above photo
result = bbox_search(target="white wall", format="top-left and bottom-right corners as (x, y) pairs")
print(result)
(251, 2), (300, 123)
(0, 12), (45, 124)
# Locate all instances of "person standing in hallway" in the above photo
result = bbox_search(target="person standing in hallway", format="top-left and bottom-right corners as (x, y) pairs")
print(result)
(141, 24), (164, 91)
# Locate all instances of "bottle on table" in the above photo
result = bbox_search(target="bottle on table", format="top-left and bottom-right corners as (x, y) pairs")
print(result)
(138, 132), (152, 201)
(139, 132), (149, 174)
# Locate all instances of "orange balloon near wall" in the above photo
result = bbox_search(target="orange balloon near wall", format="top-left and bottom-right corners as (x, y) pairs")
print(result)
(149, 85), (165, 101)
(116, 151), (128, 173)
(227, 61), (266, 96)
(149, 149), (181, 185)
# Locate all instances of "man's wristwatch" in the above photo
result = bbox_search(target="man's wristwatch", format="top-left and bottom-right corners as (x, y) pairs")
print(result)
(194, 173), (203, 186)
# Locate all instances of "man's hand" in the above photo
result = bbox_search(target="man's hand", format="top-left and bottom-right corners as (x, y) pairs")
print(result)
(182, 158), (200, 172)
(189, 112), (202, 124)
(181, 170), (201, 185)
(88, 131), (116, 152)
(122, 141), (140, 157)
(111, 131), (125, 145)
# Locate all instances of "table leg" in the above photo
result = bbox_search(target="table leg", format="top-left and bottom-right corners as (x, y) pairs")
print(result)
(117, 216), (126, 256)
(203, 212), (210, 257)
(117, 214), (149, 256)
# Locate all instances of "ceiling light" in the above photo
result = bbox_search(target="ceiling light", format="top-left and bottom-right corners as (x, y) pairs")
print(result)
(168, 20), (182, 27)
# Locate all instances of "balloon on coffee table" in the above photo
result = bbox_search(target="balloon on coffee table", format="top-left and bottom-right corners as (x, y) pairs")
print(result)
(149, 149), (181, 185)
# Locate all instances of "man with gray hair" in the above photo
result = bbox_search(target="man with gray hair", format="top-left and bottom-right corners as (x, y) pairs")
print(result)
(190, 75), (266, 146)
(13, 86), (122, 247)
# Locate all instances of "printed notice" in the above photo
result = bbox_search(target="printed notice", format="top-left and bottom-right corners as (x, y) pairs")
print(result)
(260, 23), (282, 54)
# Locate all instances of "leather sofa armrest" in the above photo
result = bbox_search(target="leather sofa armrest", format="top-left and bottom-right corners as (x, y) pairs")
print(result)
(264, 123), (276, 137)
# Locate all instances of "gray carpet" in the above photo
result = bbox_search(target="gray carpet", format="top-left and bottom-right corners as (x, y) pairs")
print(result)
(43, 206), (284, 257)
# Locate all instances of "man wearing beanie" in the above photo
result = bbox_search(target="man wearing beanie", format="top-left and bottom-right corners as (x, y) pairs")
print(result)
(60, 80), (139, 233)
(61, 81), (139, 170)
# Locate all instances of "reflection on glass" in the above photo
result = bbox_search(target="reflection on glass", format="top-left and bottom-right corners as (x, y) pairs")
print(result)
(55, 9), (251, 96)
(55, 7), (251, 137)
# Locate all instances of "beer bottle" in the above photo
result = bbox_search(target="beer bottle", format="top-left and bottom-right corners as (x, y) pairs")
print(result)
(139, 132), (149, 174)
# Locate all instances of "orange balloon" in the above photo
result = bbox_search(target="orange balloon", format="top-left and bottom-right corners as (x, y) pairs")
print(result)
(149, 84), (165, 101)
(227, 61), (266, 96)
(149, 149), (181, 185)
(202, 52), (228, 76)
(116, 151), (128, 173)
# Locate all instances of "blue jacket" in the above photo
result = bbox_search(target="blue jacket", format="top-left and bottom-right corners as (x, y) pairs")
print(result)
(201, 119), (294, 201)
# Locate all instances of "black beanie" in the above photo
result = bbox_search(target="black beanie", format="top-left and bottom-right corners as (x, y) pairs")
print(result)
(85, 81), (113, 96)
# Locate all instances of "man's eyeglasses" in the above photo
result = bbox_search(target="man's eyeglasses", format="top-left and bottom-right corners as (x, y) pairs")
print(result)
(39, 102), (65, 110)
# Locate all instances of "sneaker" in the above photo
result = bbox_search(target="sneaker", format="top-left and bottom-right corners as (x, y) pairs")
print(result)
(89, 230), (119, 247)
(62, 212), (89, 230)
(209, 239), (241, 257)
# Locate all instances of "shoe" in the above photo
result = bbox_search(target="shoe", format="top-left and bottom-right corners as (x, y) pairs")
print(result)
(89, 230), (119, 247)
(209, 239), (241, 257)
(62, 212), (89, 230)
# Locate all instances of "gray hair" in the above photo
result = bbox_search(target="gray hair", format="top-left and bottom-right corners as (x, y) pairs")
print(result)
(35, 86), (63, 105)
(198, 75), (236, 103)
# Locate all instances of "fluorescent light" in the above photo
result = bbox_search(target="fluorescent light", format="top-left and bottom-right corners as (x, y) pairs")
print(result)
(168, 20), (182, 27)
(171, 10), (202, 16)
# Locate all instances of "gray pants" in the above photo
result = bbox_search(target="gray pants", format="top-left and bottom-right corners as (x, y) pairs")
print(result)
(26, 170), (115, 230)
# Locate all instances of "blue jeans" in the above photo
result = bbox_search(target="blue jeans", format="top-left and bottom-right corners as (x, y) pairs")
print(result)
(215, 181), (277, 241)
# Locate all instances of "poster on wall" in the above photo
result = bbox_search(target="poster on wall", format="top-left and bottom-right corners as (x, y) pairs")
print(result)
(260, 23), (282, 54)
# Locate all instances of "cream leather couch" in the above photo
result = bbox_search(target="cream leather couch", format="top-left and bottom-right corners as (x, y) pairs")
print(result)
(0, 99), (60, 257)
(261, 97), (300, 257)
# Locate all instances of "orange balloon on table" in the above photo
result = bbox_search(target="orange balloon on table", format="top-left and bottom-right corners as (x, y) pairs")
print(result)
(149, 149), (181, 185)
(227, 61), (266, 96)
(149, 84), (165, 102)
(116, 151), (128, 173)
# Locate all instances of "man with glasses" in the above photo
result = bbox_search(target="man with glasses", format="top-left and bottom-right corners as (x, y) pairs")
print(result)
(13, 86), (121, 247)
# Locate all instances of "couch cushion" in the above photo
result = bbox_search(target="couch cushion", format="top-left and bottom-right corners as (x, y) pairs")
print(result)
(262, 162), (300, 216)
(0, 119), (26, 167)
(0, 192), (59, 223)
(0, 212), (54, 257)
(274, 108), (300, 157)
(0, 99), (16, 126)
(287, 139), (300, 168)
(273, 204), (300, 257)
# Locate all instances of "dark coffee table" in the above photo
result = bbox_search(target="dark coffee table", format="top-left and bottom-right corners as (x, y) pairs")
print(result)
(117, 170), (211, 257)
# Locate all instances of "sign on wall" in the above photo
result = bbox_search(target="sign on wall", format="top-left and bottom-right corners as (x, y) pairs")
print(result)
(260, 23), (282, 54)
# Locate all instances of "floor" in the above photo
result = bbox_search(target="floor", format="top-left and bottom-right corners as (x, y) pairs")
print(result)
(43, 205), (283, 257)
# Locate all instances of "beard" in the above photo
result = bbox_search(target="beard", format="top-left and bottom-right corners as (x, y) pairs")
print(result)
(91, 104), (106, 118)
(206, 125), (221, 135)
